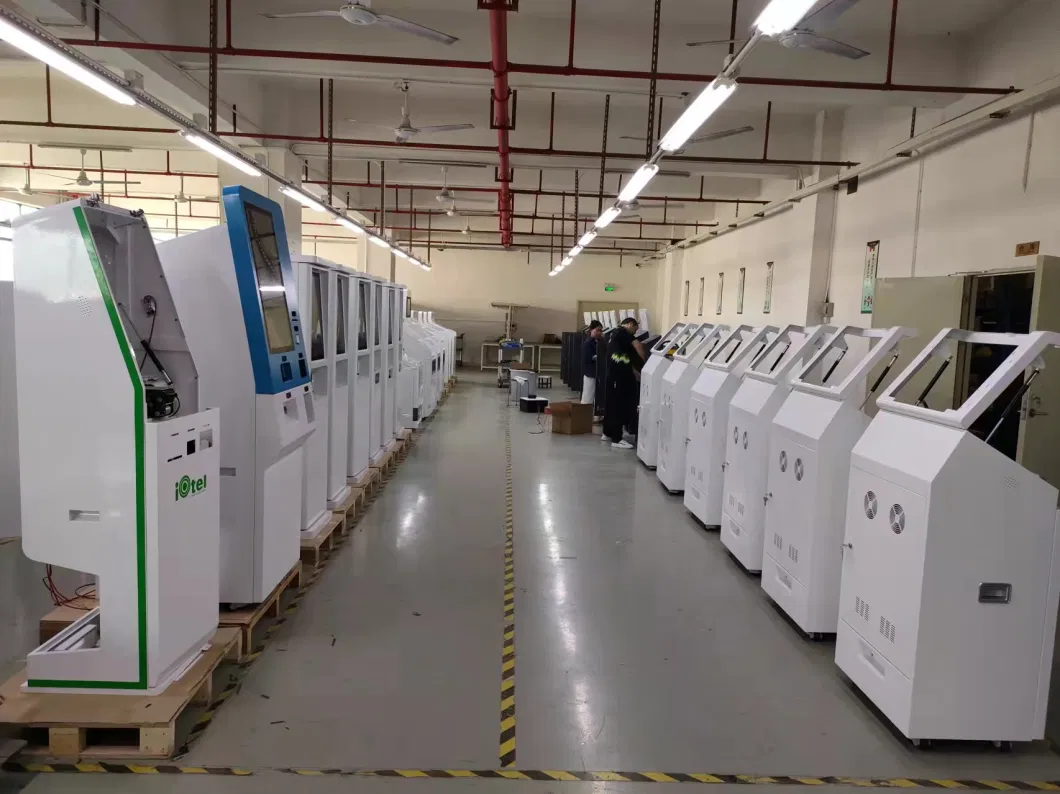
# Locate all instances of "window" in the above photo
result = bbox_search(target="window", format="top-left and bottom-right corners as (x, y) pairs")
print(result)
(737, 267), (746, 315)
(716, 273), (725, 315)
(697, 278), (705, 316)
(682, 280), (690, 317)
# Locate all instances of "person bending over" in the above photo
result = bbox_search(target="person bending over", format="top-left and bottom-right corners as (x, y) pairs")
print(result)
(603, 317), (644, 449)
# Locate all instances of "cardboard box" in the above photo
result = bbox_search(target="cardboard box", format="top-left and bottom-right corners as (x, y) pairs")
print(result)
(550, 401), (593, 435)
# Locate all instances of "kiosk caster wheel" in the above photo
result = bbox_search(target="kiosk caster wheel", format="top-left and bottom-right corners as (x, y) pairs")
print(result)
(911, 739), (933, 749)
(809, 632), (826, 641)
(993, 741), (1013, 752)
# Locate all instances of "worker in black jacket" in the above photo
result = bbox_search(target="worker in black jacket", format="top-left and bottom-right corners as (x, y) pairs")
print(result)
(603, 317), (645, 449)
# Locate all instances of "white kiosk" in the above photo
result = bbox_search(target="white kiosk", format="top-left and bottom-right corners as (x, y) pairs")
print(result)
(836, 329), (1060, 747)
(720, 325), (833, 573)
(349, 273), (375, 482)
(656, 324), (727, 493)
(158, 185), (315, 605)
(369, 278), (388, 464)
(294, 256), (352, 520)
(14, 199), (219, 693)
(683, 326), (772, 526)
(761, 326), (913, 638)
(637, 322), (691, 470)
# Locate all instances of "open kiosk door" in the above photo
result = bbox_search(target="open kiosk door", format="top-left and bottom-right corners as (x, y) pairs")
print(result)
(872, 257), (1060, 492)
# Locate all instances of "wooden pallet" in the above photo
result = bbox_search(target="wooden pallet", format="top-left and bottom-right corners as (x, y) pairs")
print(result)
(0, 627), (240, 760)
(330, 484), (362, 534)
(348, 466), (380, 500)
(371, 440), (401, 478)
(218, 561), (303, 662)
(299, 513), (344, 571)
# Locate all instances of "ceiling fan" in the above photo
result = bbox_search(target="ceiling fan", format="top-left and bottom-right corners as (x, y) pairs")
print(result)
(435, 166), (493, 213)
(43, 149), (141, 188)
(347, 81), (474, 143)
(621, 125), (755, 154)
(620, 198), (686, 220)
(262, 1), (458, 45)
(686, 0), (869, 60)
(173, 176), (212, 204)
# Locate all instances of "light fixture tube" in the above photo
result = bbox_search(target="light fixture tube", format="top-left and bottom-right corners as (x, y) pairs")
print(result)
(561, 256), (573, 266)
(569, 245), (584, 257)
(753, 0), (819, 36)
(182, 132), (262, 177)
(0, 16), (136, 106)
(394, 249), (411, 260)
(617, 164), (659, 203)
(578, 230), (597, 248)
(368, 235), (391, 248)
(595, 206), (622, 229)
(339, 217), (365, 235)
(658, 77), (738, 153)
(280, 185), (328, 212)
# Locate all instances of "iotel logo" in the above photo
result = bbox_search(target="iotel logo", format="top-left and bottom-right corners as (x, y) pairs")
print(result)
(175, 475), (207, 501)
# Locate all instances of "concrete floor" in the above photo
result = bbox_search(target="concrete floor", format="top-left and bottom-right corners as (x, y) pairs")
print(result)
(7, 373), (1060, 793)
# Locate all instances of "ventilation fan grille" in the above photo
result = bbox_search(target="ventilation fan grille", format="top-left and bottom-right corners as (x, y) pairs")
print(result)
(779, 450), (788, 472)
(76, 296), (93, 317)
(794, 458), (804, 481)
(788, 545), (799, 564)
(773, 533), (783, 550)
(1004, 476), (1020, 492)
(889, 503), (905, 534)
(864, 491), (878, 519)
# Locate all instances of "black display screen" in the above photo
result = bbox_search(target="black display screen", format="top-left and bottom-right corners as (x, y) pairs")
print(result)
(245, 205), (295, 354)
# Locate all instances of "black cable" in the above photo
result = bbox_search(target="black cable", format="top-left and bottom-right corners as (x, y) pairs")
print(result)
(139, 310), (157, 372)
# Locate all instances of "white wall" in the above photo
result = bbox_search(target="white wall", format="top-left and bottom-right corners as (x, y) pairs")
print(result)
(662, 0), (1060, 334)
(309, 240), (658, 365)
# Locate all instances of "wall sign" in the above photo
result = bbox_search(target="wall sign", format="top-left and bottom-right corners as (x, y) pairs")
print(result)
(861, 241), (880, 314)
(763, 262), (774, 314)
(716, 273), (724, 315)
(1016, 241), (1041, 257)
(737, 267), (746, 315)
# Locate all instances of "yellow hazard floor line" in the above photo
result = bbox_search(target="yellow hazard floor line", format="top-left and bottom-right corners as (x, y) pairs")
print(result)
(8, 765), (1060, 789)
(500, 409), (517, 768)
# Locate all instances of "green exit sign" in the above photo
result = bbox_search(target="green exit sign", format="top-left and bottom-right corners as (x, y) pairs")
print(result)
(604, 284), (616, 292)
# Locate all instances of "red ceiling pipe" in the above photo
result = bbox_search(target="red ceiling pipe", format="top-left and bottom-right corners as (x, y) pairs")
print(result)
(0, 119), (859, 168)
(60, 37), (1015, 96)
(304, 179), (771, 205)
(488, 2), (514, 247)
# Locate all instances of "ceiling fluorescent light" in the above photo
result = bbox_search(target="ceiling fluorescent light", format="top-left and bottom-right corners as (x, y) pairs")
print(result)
(561, 256), (573, 266)
(280, 185), (327, 212)
(548, 270), (558, 277)
(183, 132), (262, 177)
(659, 77), (737, 153)
(569, 245), (584, 257)
(578, 230), (597, 248)
(754, 0), (819, 36)
(394, 249), (411, 260)
(617, 164), (659, 203)
(0, 16), (136, 106)
(368, 235), (391, 249)
(338, 217), (365, 235)
(595, 206), (622, 229)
